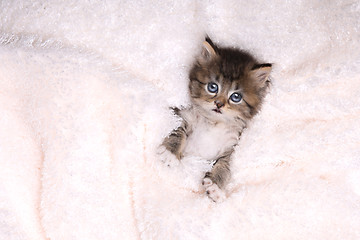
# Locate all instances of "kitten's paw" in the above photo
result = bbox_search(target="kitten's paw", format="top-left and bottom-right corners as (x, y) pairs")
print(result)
(202, 177), (213, 188)
(157, 145), (180, 167)
(202, 177), (226, 202)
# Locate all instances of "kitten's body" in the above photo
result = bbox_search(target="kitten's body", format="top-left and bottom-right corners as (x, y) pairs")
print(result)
(180, 106), (242, 162)
(159, 37), (271, 202)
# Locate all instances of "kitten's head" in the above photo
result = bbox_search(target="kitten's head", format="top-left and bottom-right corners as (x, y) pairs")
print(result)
(189, 37), (272, 124)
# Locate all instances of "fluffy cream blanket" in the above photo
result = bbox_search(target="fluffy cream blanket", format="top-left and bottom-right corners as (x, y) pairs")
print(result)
(1, 1), (360, 239)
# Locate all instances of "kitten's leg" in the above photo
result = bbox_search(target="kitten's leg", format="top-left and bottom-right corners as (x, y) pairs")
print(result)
(202, 151), (232, 202)
(158, 120), (188, 167)
(162, 122), (188, 159)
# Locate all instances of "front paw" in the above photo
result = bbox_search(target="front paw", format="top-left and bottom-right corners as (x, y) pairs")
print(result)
(157, 145), (180, 167)
(202, 177), (226, 202)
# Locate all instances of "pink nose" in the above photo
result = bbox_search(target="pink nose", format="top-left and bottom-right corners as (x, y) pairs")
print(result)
(215, 100), (224, 109)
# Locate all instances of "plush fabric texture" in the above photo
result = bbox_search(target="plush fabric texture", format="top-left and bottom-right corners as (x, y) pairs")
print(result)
(0, 1), (360, 239)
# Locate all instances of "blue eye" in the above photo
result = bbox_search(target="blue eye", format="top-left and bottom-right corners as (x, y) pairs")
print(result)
(207, 82), (218, 93)
(230, 92), (242, 103)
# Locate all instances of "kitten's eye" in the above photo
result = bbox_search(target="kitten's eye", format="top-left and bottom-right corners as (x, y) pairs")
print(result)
(230, 92), (242, 103)
(207, 82), (218, 94)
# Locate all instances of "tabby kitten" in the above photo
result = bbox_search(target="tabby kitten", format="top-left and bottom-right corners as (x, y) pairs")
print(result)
(158, 37), (272, 202)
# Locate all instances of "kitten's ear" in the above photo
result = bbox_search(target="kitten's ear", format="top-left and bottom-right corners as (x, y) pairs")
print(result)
(199, 38), (217, 62)
(251, 64), (272, 85)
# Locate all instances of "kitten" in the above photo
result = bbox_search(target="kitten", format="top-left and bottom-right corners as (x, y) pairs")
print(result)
(158, 37), (272, 202)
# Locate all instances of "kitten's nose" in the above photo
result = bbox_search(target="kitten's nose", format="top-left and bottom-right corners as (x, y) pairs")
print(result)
(215, 100), (224, 109)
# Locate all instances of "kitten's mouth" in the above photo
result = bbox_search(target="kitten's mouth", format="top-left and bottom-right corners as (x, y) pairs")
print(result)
(212, 108), (222, 114)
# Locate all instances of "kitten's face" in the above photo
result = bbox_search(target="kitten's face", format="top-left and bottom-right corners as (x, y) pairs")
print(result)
(189, 39), (272, 124)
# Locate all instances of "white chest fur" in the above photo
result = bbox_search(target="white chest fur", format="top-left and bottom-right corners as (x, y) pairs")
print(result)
(182, 112), (240, 161)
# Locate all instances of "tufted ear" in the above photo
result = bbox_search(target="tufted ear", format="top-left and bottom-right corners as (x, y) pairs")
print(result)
(199, 37), (217, 62)
(251, 64), (272, 85)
